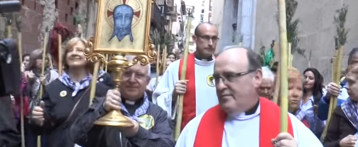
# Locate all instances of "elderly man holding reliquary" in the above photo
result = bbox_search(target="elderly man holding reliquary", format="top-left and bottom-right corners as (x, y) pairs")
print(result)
(68, 0), (175, 146)
(69, 56), (174, 147)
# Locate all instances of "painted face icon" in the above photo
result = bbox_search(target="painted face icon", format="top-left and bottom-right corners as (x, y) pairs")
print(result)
(109, 4), (134, 42)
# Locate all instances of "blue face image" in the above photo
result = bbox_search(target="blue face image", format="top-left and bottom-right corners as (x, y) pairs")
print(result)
(109, 4), (134, 42)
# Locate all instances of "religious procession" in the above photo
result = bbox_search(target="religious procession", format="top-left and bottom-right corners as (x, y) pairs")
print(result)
(0, 0), (357, 147)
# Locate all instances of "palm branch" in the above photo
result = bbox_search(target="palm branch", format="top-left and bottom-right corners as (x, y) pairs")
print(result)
(321, 4), (349, 142)
(334, 4), (349, 48)
(286, 0), (305, 57)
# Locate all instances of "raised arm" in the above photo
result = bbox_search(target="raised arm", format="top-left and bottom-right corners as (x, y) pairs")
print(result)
(317, 94), (330, 120)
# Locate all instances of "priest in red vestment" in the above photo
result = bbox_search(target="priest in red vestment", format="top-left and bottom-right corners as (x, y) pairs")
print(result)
(153, 22), (220, 130)
(175, 46), (323, 147)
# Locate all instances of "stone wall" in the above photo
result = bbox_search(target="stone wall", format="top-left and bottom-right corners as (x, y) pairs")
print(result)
(20, 0), (83, 54)
(20, 0), (43, 53)
(211, 0), (238, 54)
(255, 0), (358, 83)
(83, 0), (97, 38)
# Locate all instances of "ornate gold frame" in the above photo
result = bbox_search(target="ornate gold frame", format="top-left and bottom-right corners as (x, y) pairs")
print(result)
(85, 0), (156, 63)
(84, 0), (157, 126)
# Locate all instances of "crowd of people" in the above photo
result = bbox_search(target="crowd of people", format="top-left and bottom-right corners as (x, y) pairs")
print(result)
(1, 22), (358, 147)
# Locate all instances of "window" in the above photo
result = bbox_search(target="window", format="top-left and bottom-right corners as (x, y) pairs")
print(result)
(201, 9), (204, 13)
(73, 17), (76, 25)
(67, 0), (70, 5)
(75, 2), (79, 9)
(21, 0), (25, 5)
(65, 14), (68, 22)
(34, 1), (36, 10)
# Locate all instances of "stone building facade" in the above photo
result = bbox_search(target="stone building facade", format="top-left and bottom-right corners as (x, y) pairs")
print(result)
(20, 0), (80, 53)
(19, 0), (176, 54)
(213, 0), (358, 82)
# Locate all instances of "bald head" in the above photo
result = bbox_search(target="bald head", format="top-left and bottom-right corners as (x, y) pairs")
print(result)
(216, 46), (262, 71)
(194, 22), (216, 36)
(217, 48), (250, 70)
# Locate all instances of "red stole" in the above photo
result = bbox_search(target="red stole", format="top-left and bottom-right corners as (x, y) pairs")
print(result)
(302, 119), (310, 128)
(194, 98), (294, 147)
(178, 53), (196, 130)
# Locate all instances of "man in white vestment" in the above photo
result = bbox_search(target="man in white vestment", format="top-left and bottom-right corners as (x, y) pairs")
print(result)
(147, 60), (172, 93)
(153, 22), (219, 130)
(176, 46), (323, 147)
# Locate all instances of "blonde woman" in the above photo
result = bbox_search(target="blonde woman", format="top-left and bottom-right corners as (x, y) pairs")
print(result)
(29, 37), (109, 147)
(277, 67), (322, 133)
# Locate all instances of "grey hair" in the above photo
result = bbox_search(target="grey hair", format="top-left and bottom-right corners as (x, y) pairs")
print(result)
(262, 66), (275, 81)
(125, 55), (151, 77)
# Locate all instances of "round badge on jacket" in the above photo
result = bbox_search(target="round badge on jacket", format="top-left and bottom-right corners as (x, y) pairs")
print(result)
(138, 114), (155, 130)
(207, 74), (215, 87)
(60, 90), (67, 97)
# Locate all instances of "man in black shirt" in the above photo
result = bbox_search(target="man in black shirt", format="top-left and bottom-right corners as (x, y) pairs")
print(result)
(70, 56), (175, 147)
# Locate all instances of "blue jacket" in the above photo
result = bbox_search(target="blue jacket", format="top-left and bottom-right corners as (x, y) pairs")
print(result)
(317, 80), (348, 120)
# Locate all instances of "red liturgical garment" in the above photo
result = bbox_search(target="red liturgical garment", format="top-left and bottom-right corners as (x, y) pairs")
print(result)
(194, 98), (294, 147)
(178, 53), (196, 130)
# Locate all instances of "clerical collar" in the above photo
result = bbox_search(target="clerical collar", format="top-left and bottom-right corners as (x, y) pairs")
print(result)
(245, 99), (260, 115)
(123, 97), (144, 106)
(195, 53), (213, 61)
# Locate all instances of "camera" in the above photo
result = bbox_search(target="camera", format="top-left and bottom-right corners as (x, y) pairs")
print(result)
(0, 1), (22, 97)
(0, 39), (21, 97)
(0, 1), (21, 13)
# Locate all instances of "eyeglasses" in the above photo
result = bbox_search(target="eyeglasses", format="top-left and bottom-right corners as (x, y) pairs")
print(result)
(196, 35), (219, 42)
(213, 69), (256, 84)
